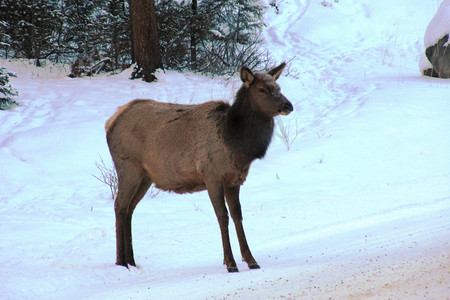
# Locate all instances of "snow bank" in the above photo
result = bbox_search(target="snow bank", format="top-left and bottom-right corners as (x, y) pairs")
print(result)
(424, 0), (450, 47)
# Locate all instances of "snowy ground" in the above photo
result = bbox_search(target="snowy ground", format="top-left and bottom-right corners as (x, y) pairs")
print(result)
(1, 0), (449, 299)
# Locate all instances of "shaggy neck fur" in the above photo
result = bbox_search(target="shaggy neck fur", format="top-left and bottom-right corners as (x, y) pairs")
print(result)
(224, 86), (274, 161)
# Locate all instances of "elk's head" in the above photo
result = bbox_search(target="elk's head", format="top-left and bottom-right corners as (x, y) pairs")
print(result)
(240, 62), (293, 117)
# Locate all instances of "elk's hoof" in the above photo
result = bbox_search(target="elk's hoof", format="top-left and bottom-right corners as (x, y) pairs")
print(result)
(249, 262), (260, 269)
(116, 262), (128, 268)
(227, 266), (239, 273)
(116, 261), (136, 269)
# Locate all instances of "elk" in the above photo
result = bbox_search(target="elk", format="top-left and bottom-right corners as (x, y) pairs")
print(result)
(105, 63), (293, 272)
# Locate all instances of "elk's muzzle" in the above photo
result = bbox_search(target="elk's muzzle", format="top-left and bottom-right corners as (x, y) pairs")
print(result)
(278, 96), (293, 116)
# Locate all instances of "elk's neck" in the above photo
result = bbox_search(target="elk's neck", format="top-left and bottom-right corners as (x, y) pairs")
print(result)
(224, 88), (274, 161)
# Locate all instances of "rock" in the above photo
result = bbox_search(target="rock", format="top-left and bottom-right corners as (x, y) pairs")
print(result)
(422, 0), (450, 78)
(425, 34), (450, 78)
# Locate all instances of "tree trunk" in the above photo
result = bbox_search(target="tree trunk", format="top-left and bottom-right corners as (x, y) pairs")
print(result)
(129, 0), (162, 82)
(190, 0), (198, 70)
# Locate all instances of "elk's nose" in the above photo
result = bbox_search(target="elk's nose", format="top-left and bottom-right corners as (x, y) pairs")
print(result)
(279, 101), (293, 115)
(284, 101), (293, 113)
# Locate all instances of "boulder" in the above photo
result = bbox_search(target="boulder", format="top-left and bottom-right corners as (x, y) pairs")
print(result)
(425, 34), (450, 78)
(422, 0), (450, 78)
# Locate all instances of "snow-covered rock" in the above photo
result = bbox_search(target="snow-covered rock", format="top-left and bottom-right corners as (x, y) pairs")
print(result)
(424, 0), (450, 47)
(422, 0), (450, 78)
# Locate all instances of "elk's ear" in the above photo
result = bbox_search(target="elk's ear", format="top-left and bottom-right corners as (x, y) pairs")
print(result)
(268, 62), (286, 80)
(240, 66), (254, 88)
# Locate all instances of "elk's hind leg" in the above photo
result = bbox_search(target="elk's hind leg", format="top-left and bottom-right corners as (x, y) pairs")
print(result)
(115, 163), (152, 267)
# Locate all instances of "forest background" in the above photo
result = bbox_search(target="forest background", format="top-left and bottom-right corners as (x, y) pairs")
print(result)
(0, 0), (268, 79)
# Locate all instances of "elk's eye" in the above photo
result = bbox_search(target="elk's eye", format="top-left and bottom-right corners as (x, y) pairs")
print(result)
(259, 88), (267, 93)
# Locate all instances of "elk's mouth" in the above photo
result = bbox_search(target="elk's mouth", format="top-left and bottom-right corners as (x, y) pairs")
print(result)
(278, 110), (291, 115)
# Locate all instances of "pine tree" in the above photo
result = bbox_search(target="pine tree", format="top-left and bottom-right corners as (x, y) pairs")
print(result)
(1, 0), (62, 66)
(60, 0), (96, 59)
(156, 0), (192, 70)
(0, 67), (19, 110)
(0, 20), (12, 58)
(155, 0), (266, 75)
(197, 0), (265, 74)
(63, 0), (132, 76)
(98, 0), (132, 70)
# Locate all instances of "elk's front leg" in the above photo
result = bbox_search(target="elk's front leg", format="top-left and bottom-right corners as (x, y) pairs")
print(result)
(206, 181), (238, 272)
(224, 185), (260, 270)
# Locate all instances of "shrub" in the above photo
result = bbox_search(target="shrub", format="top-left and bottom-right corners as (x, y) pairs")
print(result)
(0, 67), (19, 110)
(93, 155), (159, 200)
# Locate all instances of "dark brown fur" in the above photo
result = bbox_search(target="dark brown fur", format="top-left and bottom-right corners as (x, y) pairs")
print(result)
(106, 63), (293, 272)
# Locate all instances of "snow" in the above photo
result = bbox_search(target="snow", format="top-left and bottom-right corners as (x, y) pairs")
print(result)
(1, 0), (449, 299)
(424, 0), (450, 47)
(420, 0), (450, 72)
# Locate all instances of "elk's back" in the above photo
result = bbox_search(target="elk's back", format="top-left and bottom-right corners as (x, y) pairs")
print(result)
(106, 99), (233, 193)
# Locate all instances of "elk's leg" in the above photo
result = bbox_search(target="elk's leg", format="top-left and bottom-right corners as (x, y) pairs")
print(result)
(115, 164), (151, 267)
(124, 175), (152, 266)
(115, 190), (134, 267)
(206, 181), (238, 272)
(224, 185), (260, 270)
